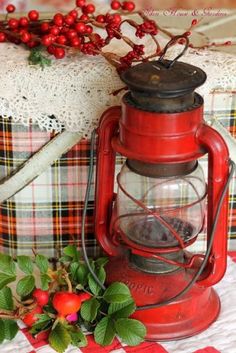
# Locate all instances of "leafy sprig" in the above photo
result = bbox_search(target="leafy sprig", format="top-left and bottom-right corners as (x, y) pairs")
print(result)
(0, 245), (146, 352)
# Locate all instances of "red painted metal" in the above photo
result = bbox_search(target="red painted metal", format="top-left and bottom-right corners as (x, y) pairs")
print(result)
(94, 93), (229, 339)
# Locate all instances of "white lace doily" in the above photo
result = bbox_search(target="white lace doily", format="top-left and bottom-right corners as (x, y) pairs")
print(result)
(0, 33), (236, 136)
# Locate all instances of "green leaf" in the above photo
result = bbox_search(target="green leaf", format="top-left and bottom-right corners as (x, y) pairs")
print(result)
(59, 256), (72, 263)
(35, 254), (49, 274)
(114, 318), (146, 346)
(30, 314), (53, 335)
(28, 48), (51, 69)
(77, 264), (89, 286)
(40, 273), (51, 290)
(16, 275), (35, 297)
(80, 298), (100, 322)
(0, 273), (16, 290)
(94, 316), (115, 346)
(88, 266), (106, 296)
(95, 257), (108, 267)
(17, 255), (33, 275)
(70, 327), (87, 348)
(103, 282), (131, 303)
(49, 322), (71, 353)
(0, 320), (5, 343)
(0, 253), (16, 275)
(2, 319), (19, 340)
(0, 287), (14, 310)
(108, 298), (136, 319)
(70, 263), (79, 282)
(63, 245), (80, 261)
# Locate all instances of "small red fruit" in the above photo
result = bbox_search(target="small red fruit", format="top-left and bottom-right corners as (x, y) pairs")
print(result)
(28, 10), (39, 21)
(19, 17), (29, 27)
(53, 13), (64, 26)
(83, 4), (95, 14)
(52, 292), (81, 316)
(122, 1), (135, 11)
(6, 4), (16, 13)
(22, 306), (43, 327)
(54, 47), (66, 59)
(8, 18), (19, 29)
(0, 32), (6, 42)
(111, 1), (121, 10)
(75, 22), (86, 34)
(76, 0), (86, 7)
(33, 288), (49, 307)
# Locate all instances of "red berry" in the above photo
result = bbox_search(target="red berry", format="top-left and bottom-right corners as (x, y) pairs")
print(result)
(85, 25), (93, 34)
(56, 35), (67, 45)
(83, 4), (95, 14)
(191, 19), (198, 26)
(6, 4), (15, 13)
(8, 18), (19, 29)
(27, 40), (39, 48)
(79, 14), (89, 21)
(111, 1), (121, 10)
(50, 26), (60, 36)
(64, 14), (74, 25)
(96, 14), (105, 23)
(112, 13), (122, 24)
(53, 13), (64, 26)
(54, 47), (66, 59)
(76, 0), (86, 7)
(20, 31), (31, 43)
(225, 41), (232, 45)
(75, 22), (86, 33)
(184, 31), (191, 37)
(69, 10), (78, 19)
(28, 10), (39, 21)
(122, 1), (135, 11)
(19, 17), (29, 27)
(41, 34), (53, 46)
(47, 44), (56, 54)
(22, 306), (42, 327)
(66, 29), (77, 39)
(41, 22), (50, 33)
(32, 288), (49, 307)
(0, 32), (6, 42)
(70, 37), (81, 47)
(52, 292), (81, 315)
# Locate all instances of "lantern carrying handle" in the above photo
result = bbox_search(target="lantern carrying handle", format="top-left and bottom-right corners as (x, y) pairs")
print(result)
(158, 35), (189, 68)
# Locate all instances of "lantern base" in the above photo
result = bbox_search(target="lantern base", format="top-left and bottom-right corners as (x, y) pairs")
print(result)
(105, 254), (221, 341)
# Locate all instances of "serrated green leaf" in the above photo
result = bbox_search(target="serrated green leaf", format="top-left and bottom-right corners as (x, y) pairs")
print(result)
(63, 245), (80, 261)
(2, 319), (19, 340)
(40, 273), (51, 290)
(80, 298), (100, 322)
(94, 316), (115, 346)
(114, 318), (146, 346)
(30, 314), (53, 335)
(35, 254), (49, 274)
(70, 327), (87, 348)
(0, 254), (16, 275)
(95, 257), (108, 267)
(17, 255), (33, 275)
(103, 282), (131, 303)
(0, 287), (14, 310)
(16, 275), (35, 297)
(88, 266), (105, 296)
(77, 264), (89, 286)
(0, 273), (16, 290)
(108, 298), (136, 319)
(49, 323), (71, 353)
(0, 320), (5, 343)
(70, 263), (79, 282)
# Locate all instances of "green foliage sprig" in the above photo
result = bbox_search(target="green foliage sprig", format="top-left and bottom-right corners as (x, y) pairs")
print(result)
(0, 246), (146, 352)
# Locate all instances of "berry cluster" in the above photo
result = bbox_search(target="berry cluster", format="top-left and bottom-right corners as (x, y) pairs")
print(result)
(135, 19), (158, 38)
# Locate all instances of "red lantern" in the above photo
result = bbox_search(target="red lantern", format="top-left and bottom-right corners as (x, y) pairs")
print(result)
(94, 41), (232, 340)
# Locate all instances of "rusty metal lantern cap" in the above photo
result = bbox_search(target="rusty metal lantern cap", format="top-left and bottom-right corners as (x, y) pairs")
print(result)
(120, 36), (207, 111)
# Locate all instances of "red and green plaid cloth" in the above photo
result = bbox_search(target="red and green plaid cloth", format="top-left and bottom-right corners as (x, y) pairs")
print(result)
(0, 100), (235, 257)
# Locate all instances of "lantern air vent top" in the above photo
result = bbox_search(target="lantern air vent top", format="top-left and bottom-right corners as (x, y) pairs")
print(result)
(121, 59), (207, 99)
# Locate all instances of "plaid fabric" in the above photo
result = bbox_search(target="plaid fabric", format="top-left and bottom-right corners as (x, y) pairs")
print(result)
(0, 117), (100, 258)
(0, 91), (235, 257)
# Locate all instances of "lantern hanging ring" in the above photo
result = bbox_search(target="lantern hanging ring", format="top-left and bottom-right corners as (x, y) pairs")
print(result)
(158, 35), (190, 68)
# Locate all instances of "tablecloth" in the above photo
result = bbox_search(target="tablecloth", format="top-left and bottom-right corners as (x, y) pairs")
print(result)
(1, 253), (235, 353)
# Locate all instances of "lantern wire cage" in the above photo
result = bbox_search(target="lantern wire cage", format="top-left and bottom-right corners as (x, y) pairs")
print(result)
(81, 129), (236, 309)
